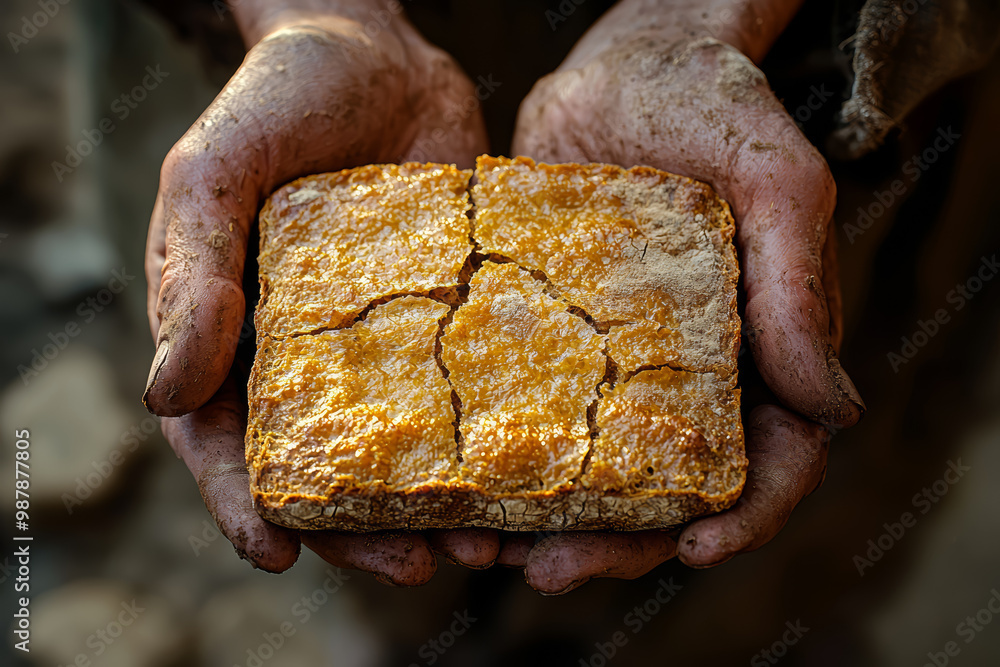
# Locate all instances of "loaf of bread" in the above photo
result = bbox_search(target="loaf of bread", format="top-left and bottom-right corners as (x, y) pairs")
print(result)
(246, 156), (746, 531)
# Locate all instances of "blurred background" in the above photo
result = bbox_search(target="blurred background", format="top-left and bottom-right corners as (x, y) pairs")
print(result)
(2, 1), (998, 665)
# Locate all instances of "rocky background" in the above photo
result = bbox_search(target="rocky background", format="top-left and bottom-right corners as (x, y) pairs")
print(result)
(2, 1), (999, 665)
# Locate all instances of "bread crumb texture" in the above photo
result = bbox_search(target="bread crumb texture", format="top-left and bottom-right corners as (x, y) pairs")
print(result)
(247, 156), (746, 531)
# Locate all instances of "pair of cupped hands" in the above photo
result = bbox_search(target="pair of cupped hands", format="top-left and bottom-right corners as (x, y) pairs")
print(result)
(143, 0), (864, 594)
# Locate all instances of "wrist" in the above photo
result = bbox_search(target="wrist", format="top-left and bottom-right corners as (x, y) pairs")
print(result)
(228, 0), (411, 46)
(677, 0), (804, 62)
(562, 0), (803, 69)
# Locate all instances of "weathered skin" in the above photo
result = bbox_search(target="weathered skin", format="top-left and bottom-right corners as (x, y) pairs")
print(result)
(526, 532), (678, 595)
(510, 0), (861, 592)
(144, 0), (493, 581)
(427, 529), (501, 569)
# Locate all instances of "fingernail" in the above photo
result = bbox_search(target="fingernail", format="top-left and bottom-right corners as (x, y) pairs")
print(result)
(143, 340), (169, 412)
(828, 358), (866, 415)
(429, 546), (463, 567)
(372, 572), (405, 587)
(683, 552), (737, 569)
(497, 560), (526, 569)
(536, 577), (589, 596)
(456, 557), (496, 570)
(432, 546), (496, 570)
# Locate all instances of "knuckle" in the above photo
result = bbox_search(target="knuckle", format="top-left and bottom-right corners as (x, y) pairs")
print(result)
(800, 153), (836, 216)
(159, 136), (214, 198)
(162, 137), (200, 181)
(256, 23), (350, 51)
(253, 22), (396, 75)
(780, 125), (836, 215)
(197, 462), (249, 503)
(155, 268), (181, 315)
(161, 140), (185, 175)
(814, 158), (836, 199)
(157, 144), (183, 195)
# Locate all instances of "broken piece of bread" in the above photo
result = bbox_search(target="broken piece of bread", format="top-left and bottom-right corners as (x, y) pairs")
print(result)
(246, 156), (746, 531)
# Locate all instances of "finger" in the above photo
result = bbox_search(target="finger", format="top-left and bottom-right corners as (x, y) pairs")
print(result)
(161, 373), (300, 573)
(496, 533), (535, 568)
(677, 404), (828, 568)
(427, 528), (500, 569)
(301, 531), (437, 587)
(524, 531), (676, 595)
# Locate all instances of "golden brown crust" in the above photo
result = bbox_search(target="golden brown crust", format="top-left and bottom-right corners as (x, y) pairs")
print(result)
(472, 156), (740, 375)
(247, 296), (458, 495)
(256, 163), (472, 338)
(586, 367), (744, 496)
(247, 156), (746, 531)
(441, 261), (605, 492)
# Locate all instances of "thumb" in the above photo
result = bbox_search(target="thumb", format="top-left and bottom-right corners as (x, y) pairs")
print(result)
(143, 127), (256, 417)
(142, 37), (280, 416)
(143, 26), (419, 416)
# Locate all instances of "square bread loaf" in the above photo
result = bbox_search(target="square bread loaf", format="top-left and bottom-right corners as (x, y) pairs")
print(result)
(246, 156), (746, 531)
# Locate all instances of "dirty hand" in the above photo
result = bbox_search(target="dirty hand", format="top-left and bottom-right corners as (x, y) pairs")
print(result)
(508, 0), (860, 593)
(144, 0), (497, 580)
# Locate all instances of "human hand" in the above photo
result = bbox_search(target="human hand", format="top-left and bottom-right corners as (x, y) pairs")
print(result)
(508, 0), (860, 593)
(144, 0), (497, 579)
